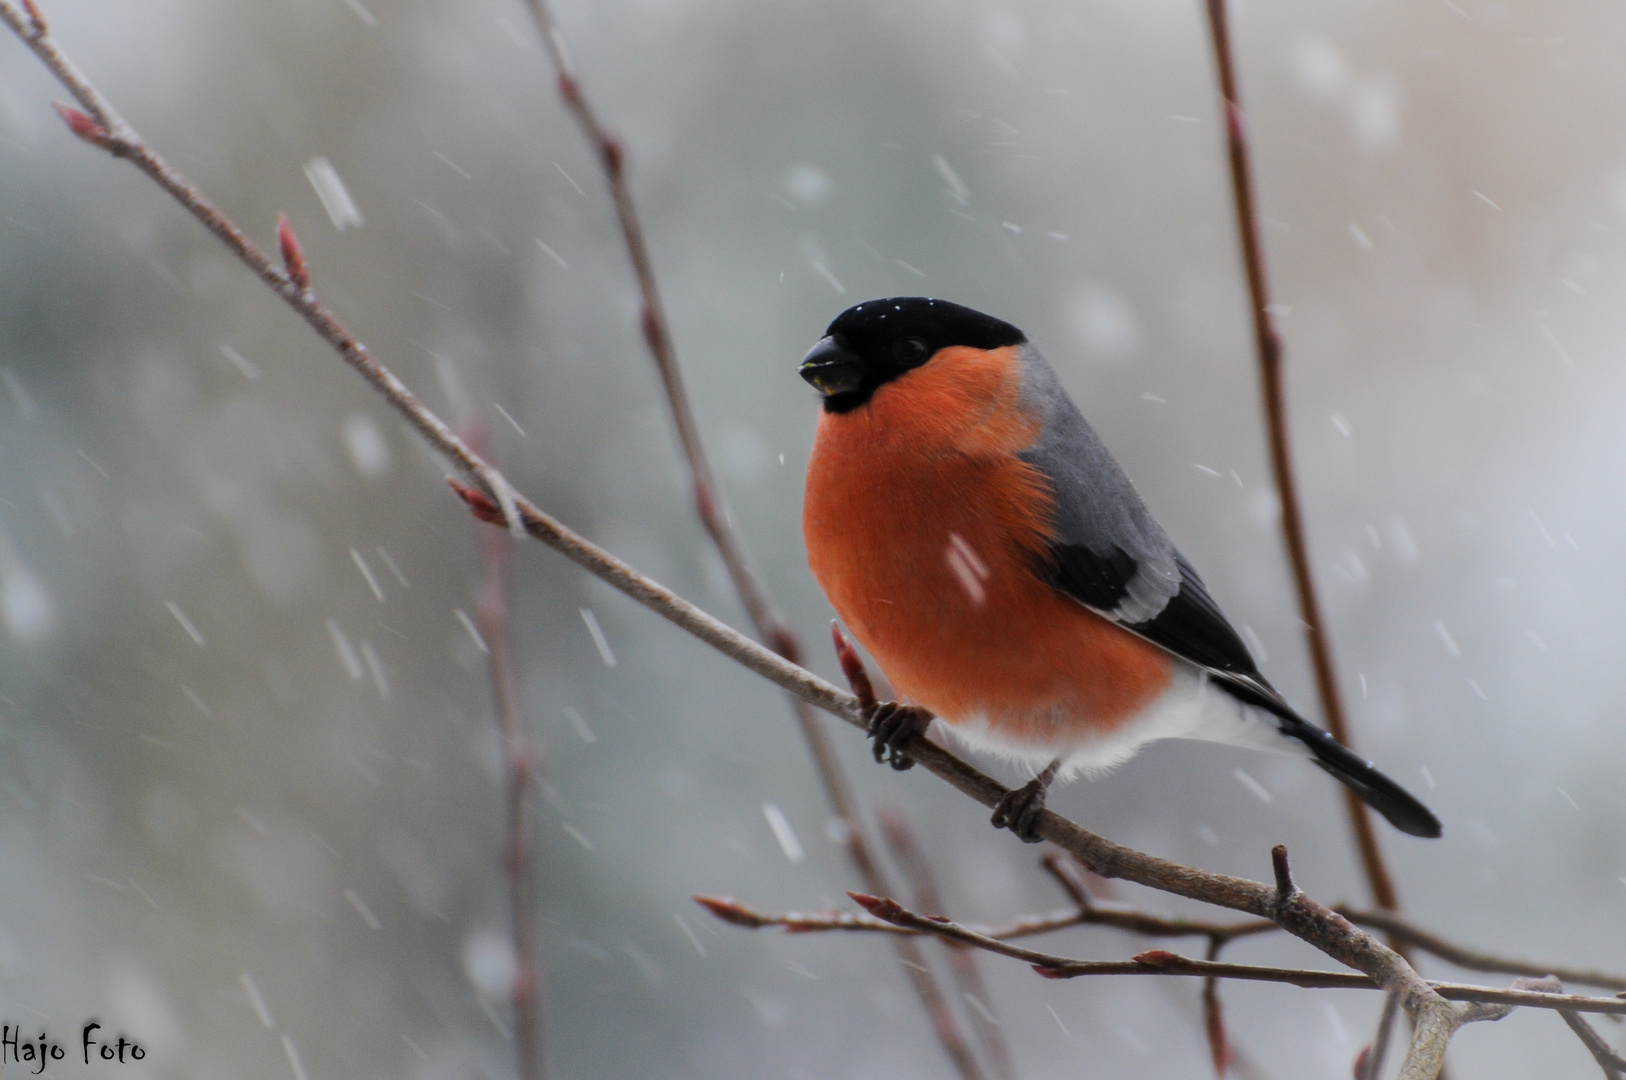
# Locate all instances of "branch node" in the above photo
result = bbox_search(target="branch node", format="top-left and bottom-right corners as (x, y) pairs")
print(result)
(557, 71), (581, 107)
(639, 303), (661, 352)
(52, 102), (109, 150)
(1271, 844), (1297, 901)
(1133, 950), (1180, 969)
(601, 135), (624, 178)
(692, 478), (715, 523)
(21, 0), (45, 34)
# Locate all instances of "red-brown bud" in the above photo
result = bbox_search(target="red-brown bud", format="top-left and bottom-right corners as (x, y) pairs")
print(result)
(53, 103), (110, 149)
(277, 214), (309, 291)
(692, 896), (766, 929)
(1132, 949), (1180, 968)
(831, 624), (877, 712)
(447, 477), (503, 524)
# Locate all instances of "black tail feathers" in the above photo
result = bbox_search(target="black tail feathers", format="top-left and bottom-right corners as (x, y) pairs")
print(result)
(1278, 717), (1442, 839)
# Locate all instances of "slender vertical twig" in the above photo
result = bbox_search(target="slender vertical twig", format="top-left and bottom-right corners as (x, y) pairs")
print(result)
(514, 4), (990, 1077)
(1199, 0), (1402, 916)
(879, 807), (1018, 1080)
(1359, 991), (1403, 1080)
(469, 422), (545, 1080)
(1201, 937), (1231, 1078)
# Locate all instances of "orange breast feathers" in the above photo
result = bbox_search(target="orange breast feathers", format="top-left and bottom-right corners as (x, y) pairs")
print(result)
(803, 345), (1172, 744)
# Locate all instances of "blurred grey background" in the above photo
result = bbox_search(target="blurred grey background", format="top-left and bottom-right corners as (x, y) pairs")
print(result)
(0, 0), (1623, 1076)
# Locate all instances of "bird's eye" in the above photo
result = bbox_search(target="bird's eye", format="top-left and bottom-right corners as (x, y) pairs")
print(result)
(894, 337), (929, 365)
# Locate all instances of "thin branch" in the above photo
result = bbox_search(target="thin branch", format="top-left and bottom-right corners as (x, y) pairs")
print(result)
(835, 893), (1626, 1017)
(1519, 977), (1626, 1080)
(1358, 991), (1403, 1080)
(880, 808), (1019, 1080)
(469, 425), (544, 1080)
(1040, 852), (1279, 944)
(698, 864), (1626, 996)
(1339, 908), (1626, 993)
(1561, 1011), (1626, 1079)
(1201, 937), (1231, 1078)
(1201, 0), (1401, 916)
(512, 6), (990, 1076)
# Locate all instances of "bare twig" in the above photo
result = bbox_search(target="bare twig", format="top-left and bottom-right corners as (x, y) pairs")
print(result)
(1201, 0), (1401, 915)
(1358, 991), (1403, 1080)
(1201, 937), (1231, 1078)
(698, 870), (1626, 996)
(512, 6), (991, 1076)
(1519, 977), (1626, 1079)
(829, 893), (1626, 1018)
(1339, 908), (1626, 993)
(469, 425), (545, 1080)
(880, 808), (1018, 1080)
(1561, 1011), (1626, 1079)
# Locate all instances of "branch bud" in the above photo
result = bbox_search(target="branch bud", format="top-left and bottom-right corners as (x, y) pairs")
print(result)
(277, 214), (309, 291)
(1133, 950), (1180, 969)
(53, 103), (110, 150)
(692, 896), (766, 929)
(845, 892), (906, 924)
(830, 623), (877, 713)
(447, 477), (503, 524)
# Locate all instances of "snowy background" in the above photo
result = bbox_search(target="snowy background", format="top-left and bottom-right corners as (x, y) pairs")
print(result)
(1, 0), (1625, 1077)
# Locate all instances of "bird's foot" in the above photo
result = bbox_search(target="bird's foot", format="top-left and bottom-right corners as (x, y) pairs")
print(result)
(866, 702), (932, 771)
(990, 759), (1062, 843)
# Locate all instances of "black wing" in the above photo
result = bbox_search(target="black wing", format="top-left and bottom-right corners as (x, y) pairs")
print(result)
(1048, 544), (1293, 718)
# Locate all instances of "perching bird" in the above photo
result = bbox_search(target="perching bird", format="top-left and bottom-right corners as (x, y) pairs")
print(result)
(799, 297), (1440, 841)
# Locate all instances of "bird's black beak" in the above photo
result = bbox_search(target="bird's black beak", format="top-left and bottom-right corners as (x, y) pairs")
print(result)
(799, 336), (863, 397)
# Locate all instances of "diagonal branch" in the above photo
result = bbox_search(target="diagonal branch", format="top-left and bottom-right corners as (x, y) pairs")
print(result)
(511, 4), (992, 1076)
(1520, 978), (1626, 1080)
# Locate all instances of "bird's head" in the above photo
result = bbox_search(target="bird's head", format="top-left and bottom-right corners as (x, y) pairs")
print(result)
(799, 297), (1026, 413)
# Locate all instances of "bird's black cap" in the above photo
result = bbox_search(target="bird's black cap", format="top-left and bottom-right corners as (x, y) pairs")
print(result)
(800, 297), (1026, 412)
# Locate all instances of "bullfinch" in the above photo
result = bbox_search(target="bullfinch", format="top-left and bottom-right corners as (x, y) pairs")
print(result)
(799, 297), (1440, 841)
